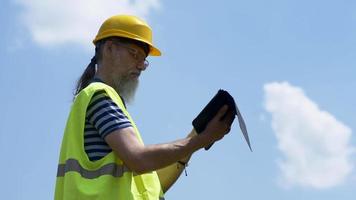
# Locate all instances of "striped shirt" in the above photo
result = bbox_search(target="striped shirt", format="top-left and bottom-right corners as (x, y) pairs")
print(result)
(84, 90), (132, 161)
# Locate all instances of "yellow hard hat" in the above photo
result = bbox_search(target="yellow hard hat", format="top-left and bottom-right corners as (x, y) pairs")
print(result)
(93, 15), (161, 56)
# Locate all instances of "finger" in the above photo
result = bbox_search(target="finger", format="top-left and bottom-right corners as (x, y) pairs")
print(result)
(226, 110), (236, 125)
(215, 105), (229, 121)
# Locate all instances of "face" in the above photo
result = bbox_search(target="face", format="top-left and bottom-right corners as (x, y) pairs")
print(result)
(106, 40), (148, 103)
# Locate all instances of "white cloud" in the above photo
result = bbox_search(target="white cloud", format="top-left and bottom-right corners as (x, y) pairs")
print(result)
(264, 82), (354, 189)
(14, 0), (161, 49)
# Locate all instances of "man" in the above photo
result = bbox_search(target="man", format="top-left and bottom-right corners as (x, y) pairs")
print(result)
(55, 15), (235, 200)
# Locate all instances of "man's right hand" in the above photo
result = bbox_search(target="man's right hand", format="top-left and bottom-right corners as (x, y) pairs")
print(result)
(198, 105), (235, 147)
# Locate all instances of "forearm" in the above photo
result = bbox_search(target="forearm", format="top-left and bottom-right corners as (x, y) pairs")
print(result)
(135, 131), (200, 173)
(106, 127), (207, 174)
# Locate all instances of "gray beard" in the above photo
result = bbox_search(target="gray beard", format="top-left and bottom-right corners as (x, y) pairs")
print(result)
(113, 76), (139, 104)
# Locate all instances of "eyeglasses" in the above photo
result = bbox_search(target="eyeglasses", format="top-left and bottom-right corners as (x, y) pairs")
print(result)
(114, 42), (149, 69)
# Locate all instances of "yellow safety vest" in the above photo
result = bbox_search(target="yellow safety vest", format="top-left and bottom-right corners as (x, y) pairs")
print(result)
(55, 82), (164, 200)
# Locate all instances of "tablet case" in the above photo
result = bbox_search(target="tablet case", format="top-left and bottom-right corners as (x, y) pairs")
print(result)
(192, 90), (252, 151)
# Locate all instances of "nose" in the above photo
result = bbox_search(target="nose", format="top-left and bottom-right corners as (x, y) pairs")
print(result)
(137, 60), (148, 71)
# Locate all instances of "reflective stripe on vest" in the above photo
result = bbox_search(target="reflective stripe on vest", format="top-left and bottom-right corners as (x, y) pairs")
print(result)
(57, 159), (131, 179)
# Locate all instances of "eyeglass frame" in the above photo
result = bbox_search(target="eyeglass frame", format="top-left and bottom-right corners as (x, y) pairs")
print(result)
(111, 41), (149, 69)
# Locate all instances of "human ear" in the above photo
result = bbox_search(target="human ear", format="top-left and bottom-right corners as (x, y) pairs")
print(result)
(102, 41), (116, 60)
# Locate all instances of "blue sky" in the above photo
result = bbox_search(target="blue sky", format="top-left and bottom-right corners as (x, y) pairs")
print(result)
(1, 0), (355, 199)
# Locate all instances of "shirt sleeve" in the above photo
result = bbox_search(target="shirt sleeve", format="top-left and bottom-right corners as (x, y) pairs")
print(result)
(86, 90), (132, 139)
